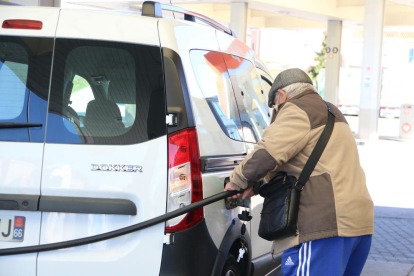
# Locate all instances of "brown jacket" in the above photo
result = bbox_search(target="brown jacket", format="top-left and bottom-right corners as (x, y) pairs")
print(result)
(229, 90), (374, 254)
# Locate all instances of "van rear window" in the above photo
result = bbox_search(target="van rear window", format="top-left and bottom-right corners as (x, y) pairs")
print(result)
(0, 36), (53, 142)
(46, 39), (166, 145)
(0, 60), (28, 120)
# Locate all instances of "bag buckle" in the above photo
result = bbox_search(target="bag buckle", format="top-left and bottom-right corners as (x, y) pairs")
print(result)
(294, 181), (304, 191)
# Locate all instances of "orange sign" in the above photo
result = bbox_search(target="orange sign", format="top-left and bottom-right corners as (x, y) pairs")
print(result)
(404, 109), (410, 115)
(402, 123), (411, 133)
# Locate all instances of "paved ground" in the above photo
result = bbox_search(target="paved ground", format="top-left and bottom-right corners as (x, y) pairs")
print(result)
(361, 260), (414, 276)
(360, 206), (414, 276)
(368, 217), (414, 264)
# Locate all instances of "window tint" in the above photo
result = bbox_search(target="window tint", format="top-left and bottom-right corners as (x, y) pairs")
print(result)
(190, 50), (243, 141)
(0, 36), (53, 142)
(46, 39), (166, 145)
(223, 54), (270, 143)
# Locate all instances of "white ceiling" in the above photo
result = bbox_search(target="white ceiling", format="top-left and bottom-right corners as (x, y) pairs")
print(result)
(63, 0), (414, 29)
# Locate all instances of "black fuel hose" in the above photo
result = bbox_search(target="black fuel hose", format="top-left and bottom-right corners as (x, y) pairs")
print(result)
(0, 190), (243, 256)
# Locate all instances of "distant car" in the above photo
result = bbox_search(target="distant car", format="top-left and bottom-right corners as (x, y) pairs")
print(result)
(338, 104), (360, 116)
(0, 2), (280, 276)
(380, 106), (401, 118)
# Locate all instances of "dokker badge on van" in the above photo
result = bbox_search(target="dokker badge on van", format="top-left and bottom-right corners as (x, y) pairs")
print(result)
(91, 164), (143, 172)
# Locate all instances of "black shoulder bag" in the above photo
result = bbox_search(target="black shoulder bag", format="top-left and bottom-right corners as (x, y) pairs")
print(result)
(258, 101), (336, 241)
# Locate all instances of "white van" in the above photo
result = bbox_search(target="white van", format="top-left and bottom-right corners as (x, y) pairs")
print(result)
(0, 2), (280, 275)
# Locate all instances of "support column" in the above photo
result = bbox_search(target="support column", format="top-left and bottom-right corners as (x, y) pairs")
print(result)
(358, 0), (385, 140)
(250, 29), (261, 56)
(324, 20), (342, 105)
(230, 2), (248, 43)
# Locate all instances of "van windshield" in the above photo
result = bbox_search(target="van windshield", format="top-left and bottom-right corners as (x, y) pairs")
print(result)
(46, 38), (166, 145)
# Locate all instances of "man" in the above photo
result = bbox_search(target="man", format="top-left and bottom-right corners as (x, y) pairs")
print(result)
(225, 68), (374, 276)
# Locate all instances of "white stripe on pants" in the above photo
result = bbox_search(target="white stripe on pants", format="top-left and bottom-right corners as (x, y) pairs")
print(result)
(296, 242), (313, 276)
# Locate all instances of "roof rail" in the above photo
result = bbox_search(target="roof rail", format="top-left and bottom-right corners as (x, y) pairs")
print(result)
(141, 1), (236, 38)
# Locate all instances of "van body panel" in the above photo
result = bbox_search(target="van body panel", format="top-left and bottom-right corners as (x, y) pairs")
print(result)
(0, 143), (44, 195)
(35, 10), (167, 276)
(215, 30), (255, 65)
(216, 29), (274, 259)
(0, 6), (60, 38)
(158, 19), (247, 251)
(162, 47), (196, 134)
(0, 144), (43, 275)
(201, 171), (244, 247)
(0, 144), (44, 259)
(159, 219), (218, 276)
(0, 7), (59, 275)
(56, 9), (160, 46)
(158, 19), (246, 157)
(158, 19), (221, 59)
(38, 138), (167, 276)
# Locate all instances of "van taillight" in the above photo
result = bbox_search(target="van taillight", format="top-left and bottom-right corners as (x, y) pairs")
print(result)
(2, 20), (43, 30)
(166, 128), (203, 232)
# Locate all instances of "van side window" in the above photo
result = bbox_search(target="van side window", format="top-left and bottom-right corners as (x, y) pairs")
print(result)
(257, 68), (273, 97)
(260, 77), (272, 95)
(223, 54), (270, 143)
(46, 38), (166, 145)
(190, 50), (244, 141)
(0, 36), (53, 142)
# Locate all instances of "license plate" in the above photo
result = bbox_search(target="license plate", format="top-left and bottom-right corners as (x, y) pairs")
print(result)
(0, 216), (25, 242)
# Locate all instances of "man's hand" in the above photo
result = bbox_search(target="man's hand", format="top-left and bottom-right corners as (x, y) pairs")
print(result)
(224, 183), (255, 200)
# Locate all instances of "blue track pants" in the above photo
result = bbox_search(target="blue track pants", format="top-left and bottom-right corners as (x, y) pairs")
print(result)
(281, 235), (372, 276)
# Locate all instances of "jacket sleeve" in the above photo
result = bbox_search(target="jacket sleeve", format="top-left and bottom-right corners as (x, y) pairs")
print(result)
(229, 102), (311, 190)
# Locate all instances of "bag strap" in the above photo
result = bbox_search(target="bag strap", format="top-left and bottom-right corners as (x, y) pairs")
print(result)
(294, 101), (336, 191)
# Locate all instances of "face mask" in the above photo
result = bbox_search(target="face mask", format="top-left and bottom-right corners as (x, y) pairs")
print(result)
(270, 95), (280, 123)
(273, 93), (281, 113)
(274, 102), (280, 113)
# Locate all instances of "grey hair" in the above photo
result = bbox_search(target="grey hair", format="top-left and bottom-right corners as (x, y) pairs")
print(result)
(274, 83), (316, 103)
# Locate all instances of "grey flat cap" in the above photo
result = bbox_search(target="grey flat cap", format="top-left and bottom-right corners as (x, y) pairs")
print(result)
(268, 68), (313, 107)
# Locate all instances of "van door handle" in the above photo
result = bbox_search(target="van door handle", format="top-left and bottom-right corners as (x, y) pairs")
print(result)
(39, 196), (137, 216)
(0, 123), (43, 129)
(0, 194), (39, 211)
(0, 194), (136, 215)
